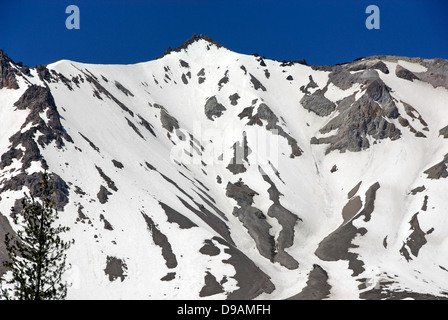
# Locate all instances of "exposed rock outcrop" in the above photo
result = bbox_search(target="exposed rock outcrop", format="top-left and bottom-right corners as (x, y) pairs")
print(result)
(204, 96), (226, 120)
(311, 79), (401, 154)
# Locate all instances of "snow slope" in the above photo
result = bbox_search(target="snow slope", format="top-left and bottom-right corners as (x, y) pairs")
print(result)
(1, 35), (448, 299)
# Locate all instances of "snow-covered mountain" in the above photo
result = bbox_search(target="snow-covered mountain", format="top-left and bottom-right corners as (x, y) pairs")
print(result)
(1, 34), (448, 299)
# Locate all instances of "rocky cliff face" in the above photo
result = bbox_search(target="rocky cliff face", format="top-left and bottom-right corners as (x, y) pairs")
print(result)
(0, 50), (20, 90)
(0, 35), (448, 299)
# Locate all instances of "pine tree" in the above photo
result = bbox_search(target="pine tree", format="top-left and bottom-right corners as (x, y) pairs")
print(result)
(0, 171), (71, 300)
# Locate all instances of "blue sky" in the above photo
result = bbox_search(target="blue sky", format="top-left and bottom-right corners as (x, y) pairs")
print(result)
(1, 0), (447, 67)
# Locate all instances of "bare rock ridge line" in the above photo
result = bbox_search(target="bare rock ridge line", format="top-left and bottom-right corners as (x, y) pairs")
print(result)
(157, 34), (228, 59)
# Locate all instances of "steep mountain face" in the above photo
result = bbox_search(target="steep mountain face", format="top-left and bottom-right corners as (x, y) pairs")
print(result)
(1, 34), (448, 299)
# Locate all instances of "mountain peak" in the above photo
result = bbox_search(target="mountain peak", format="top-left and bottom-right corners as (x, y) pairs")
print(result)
(1, 40), (448, 300)
(157, 34), (227, 59)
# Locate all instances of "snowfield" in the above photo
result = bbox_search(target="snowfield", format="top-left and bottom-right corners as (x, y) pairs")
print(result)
(1, 35), (448, 300)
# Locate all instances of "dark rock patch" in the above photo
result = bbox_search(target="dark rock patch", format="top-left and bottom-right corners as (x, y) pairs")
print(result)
(199, 271), (225, 297)
(218, 70), (229, 89)
(400, 212), (429, 261)
(254, 103), (303, 158)
(181, 73), (188, 84)
(416, 58), (448, 89)
(157, 34), (226, 59)
(197, 68), (206, 84)
(159, 201), (197, 229)
(112, 159), (124, 169)
(145, 161), (156, 171)
(395, 65), (419, 82)
(199, 239), (221, 256)
(226, 133), (250, 174)
(137, 114), (157, 137)
(141, 210), (177, 269)
(370, 61), (390, 74)
(410, 185), (425, 195)
(1, 85), (73, 171)
(159, 172), (193, 201)
(248, 103), (303, 158)
(114, 80), (134, 97)
(226, 181), (275, 262)
(0, 148), (23, 170)
(104, 256), (127, 282)
(264, 69), (270, 79)
(341, 196), (362, 224)
(193, 178), (210, 192)
(76, 204), (89, 223)
(79, 133), (100, 153)
(159, 108), (180, 133)
(261, 171), (300, 269)
(204, 96), (226, 120)
(179, 59), (189, 68)
(177, 196), (234, 246)
(212, 236), (275, 300)
(125, 117), (145, 140)
(161, 272), (176, 281)
(194, 191), (226, 221)
(0, 50), (21, 89)
(0, 212), (17, 276)
(315, 182), (380, 276)
(348, 60), (389, 74)
(424, 153), (448, 179)
(336, 93), (357, 113)
(327, 67), (360, 90)
(439, 125), (448, 138)
(258, 57), (267, 67)
(97, 185), (112, 204)
(238, 106), (254, 121)
(402, 101), (428, 127)
(229, 93), (240, 106)
(35, 65), (52, 83)
(300, 86), (336, 117)
(300, 75), (319, 94)
(49, 70), (74, 91)
(312, 84), (401, 154)
(99, 214), (114, 231)
(95, 165), (117, 192)
(286, 265), (331, 300)
(249, 73), (266, 91)
(77, 67), (134, 117)
(1, 171), (69, 212)
(421, 195), (428, 211)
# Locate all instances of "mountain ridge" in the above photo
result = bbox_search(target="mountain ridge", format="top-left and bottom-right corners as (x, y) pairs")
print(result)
(1, 37), (448, 299)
